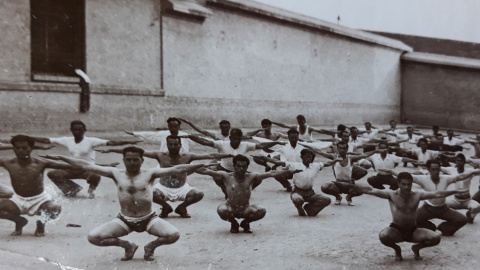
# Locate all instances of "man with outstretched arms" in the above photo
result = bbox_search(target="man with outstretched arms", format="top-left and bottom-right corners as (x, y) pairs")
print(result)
(178, 118), (231, 141)
(352, 172), (459, 261)
(26, 120), (140, 198)
(97, 135), (232, 218)
(184, 128), (286, 197)
(196, 155), (301, 233)
(0, 135), (72, 237)
(41, 147), (209, 261)
(366, 141), (419, 190)
(254, 149), (339, 216)
(271, 115), (331, 141)
(127, 117), (190, 154)
(301, 141), (380, 206)
(0, 143), (55, 199)
(441, 153), (480, 223)
(387, 159), (480, 236)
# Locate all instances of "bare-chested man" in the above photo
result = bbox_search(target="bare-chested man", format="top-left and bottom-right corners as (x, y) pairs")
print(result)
(196, 155), (301, 233)
(41, 147), (209, 261)
(27, 120), (140, 198)
(254, 149), (339, 216)
(97, 135), (232, 218)
(0, 135), (71, 237)
(388, 159), (480, 236)
(352, 172), (459, 261)
(184, 128), (286, 197)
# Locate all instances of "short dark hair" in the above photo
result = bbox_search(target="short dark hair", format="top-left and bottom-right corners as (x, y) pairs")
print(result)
(70, 120), (86, 130)
(340, 130), (350, 137)
(123, 146), (144, 158)
(166, 135), (181, 145)
(230, 128), (243, 137)
(364, 122), (371, 126)
(397, 172), (413, 183)
(11, 135), (35, 148)
(455, 153), (466, 162)
(300, 149), (315, 160)
(350, 126), (358, 132)
(418, 138), (428, 145)
(426, 159), (441, 169)
(337, 124), (346, 131)
(296, 115), (306, 121)
(287, 128), (299, 136)
(389, 120), (396, 124)
(219, 120), (230, 126)
(432, 125), (439, 129)
(261, 119), (272, 126)
(167, 117), (181, 125)
(233, 154), (250, 166)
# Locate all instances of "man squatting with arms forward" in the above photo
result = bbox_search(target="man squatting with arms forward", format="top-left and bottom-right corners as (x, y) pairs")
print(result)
(42, 146), (210, 261)
(196, 154), (301, 233)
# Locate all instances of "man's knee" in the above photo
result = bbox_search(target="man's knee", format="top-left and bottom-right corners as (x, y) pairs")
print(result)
(87, 230), (102, 245)
(290, 193), (304, 206)
(189, 189), (204, 201)
(367, 176), (376, 185)
(47, 170), (63, 180)
(165, 229), (180, 244)
(252, 207), (266, 219)
(321, 183), (333, 193)
(153, 189), (167, 204)
(217, 204), (233, 220)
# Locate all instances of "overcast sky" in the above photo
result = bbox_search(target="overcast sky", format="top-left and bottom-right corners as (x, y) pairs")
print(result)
(254, 0), (480, 43)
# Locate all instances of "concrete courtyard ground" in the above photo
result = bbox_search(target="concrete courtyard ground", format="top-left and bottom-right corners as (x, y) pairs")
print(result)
(0, 128), (479, 270)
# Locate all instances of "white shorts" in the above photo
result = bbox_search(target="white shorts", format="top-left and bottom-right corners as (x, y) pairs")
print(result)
(154, 183), (194, 202)
(10, 191), (51, 216)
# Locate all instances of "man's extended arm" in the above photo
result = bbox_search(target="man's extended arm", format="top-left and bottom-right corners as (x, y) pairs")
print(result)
(453, 169), (480, 183)
(40, 154), (115, 178)
(298, 143), (336, 160)
(255, 141), (286, 150)
(350, 184), (391, 199)
(177, 118), (217, 139)
(420, 190), (461, 200)
(271, 121), (295, 129)
(183, 134), (215, 148)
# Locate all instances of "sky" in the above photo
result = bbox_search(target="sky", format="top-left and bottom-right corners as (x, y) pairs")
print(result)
(254, 0), (480, 43)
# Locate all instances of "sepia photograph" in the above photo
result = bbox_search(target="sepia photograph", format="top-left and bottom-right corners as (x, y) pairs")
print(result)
(0, 0), (479, 269)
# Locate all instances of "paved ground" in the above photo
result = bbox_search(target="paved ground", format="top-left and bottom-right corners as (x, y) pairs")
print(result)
(0, 128), (479, 270)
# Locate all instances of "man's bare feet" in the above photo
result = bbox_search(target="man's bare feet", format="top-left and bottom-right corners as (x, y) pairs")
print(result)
(34, 220), (45, 237)
(121, 242), (139, 261)
(230, 219), (239, 233)
(144, 246), (155, 261)
(411, 245), (423, 260)
(296, 205), (306, 216)
(11, 217), (28, 236)
(394, 252), (403, 261)
(87, 188), (95, 199)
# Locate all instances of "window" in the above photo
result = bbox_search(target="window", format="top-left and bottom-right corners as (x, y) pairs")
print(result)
(30, 0), (85, 80)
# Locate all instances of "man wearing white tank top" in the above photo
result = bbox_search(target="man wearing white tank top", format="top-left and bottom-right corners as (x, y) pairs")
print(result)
(302, 141), (380, 206)
(271, 115), (331, 142)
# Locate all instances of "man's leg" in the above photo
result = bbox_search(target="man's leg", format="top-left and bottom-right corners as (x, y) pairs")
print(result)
(410, 228), (442, 260)
(152, 189), (173, 218)
(367, 175), (385, 190)
(436, 206), (468, 236)
(253, 156), (271, 172)
(303, 193), (331, 216)
(84, 172), (101, 199)
(217, 203), (238, 233)
(472, 188), (480, 204)
(35, 200), (62, 237)
(47, 170), (82, 197)
(0, 200), (27, 235)
(345, 187), (362, 206)
(416, 203), (439, 232)
(239, 204), (266, 233)
(144, 218), (180, 261)
(466, 200), (480, 223)
(378, 227), (404, 261)
(290, 191), (306, 216)
(0, 184), (14, 199)
(321, 182), (342, 204)
(87, 220), (137, 261)
(274, 175), (292, 192)
(175, 188), (204, 218)
(385, 175), (399, 190)
(352, 165), (368, 181)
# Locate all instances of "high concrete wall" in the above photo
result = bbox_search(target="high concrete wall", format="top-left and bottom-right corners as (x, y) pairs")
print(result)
(0, 0), (410, 132)
(0, 0), (30, 82)
(86, 0), (161, 90)
(401, 52), (480, 129)
(162, 0), (407, 126)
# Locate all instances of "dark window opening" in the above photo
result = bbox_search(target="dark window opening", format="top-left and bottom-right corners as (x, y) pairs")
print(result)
(31, 0), (85, 78)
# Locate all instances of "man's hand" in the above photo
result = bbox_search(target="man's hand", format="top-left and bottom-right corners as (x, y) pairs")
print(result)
(104, 162), (120, 167)
(94, 149), (111, 153)
(38, 145), (56, 150)
(123, 130), (134, 136)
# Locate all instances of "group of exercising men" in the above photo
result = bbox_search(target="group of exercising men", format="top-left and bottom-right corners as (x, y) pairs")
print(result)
(0, 115), (479, 262)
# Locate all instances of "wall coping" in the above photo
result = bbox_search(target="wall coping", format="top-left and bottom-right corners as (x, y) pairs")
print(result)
(402, 52), (480, 70)
(0, 81), (165, 96)
(206, 0), (412, 52)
